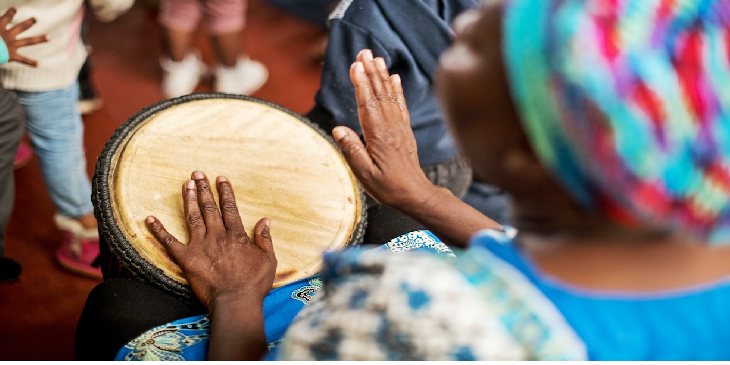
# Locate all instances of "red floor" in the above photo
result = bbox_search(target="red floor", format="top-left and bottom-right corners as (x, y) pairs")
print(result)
(0, 1), (324, 359)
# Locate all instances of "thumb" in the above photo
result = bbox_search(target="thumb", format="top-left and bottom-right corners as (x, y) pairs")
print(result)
(332, 126), (374, 180)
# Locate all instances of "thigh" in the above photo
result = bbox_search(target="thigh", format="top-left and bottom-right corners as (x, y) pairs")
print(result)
(422, 156), (473, 199)
(16, 84), (82, 149)
(363, 201), (426, 245)
(159, 0), (203, 32)
(203, 0), (245, 34)
(75, 278), (205, 360)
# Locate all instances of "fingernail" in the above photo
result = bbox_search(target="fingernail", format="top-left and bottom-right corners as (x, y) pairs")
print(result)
(146, 216), (155, 224)
(363, 49), (373, 61)
(392, 74), (401, 85)
(332, 127), (347, 141)
(217, 176), (228, 183)
(376, 58), (387, 71)
(263, 218), (270, 228)
(192, 171), (204, 180)
(185, 180), (195, 189)
(355, 62), (365, 75)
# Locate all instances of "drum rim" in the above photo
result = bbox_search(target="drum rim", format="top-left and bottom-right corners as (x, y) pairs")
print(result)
(92, 93), (368, 302)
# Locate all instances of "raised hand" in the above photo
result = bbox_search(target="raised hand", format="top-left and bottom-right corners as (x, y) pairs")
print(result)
(0, 8), (48, 67)
(145, 171), (277, 309)
(333, 49), (501, 247)
(332, 49), (437, 210)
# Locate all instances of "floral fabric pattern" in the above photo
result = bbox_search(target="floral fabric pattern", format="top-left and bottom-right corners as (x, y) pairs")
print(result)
(116, 230), (455, 361)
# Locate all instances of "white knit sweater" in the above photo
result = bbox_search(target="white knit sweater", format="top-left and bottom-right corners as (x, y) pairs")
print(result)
(0, 0), (133, 92)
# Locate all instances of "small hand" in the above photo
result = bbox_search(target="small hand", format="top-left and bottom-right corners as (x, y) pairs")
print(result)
(0, 8), (48, 67)
(333, 49), (436, 209)
(145, 171), (277, 309)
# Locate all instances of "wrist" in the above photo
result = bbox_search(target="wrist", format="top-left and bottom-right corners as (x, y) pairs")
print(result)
(398, 183), (450, 215)
(211, 291), (264, 315)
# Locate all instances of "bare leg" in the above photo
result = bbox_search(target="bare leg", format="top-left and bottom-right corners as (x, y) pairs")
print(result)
(76, 213), (97, 230)
(162, 27), (196, 61)
(210, 31), (242, 67)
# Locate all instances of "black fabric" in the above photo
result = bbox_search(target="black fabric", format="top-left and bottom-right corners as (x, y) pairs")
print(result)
(362, 201), (426, 246)
(75, 278), (205, 360)
(0, 87), (25, 255)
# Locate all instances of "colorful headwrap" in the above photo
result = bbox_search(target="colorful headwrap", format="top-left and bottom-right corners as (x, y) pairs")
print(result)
(504, 0), (730, 243)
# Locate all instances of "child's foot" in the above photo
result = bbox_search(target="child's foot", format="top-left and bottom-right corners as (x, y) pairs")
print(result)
(54, 214), (102, 280)
(13, 141), (32, 170)
(161, 52), (208, 99)
(214, 56), (268, 95)
(0, 257), (22, 283)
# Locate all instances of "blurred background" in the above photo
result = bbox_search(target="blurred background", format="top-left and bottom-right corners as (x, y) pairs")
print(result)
(0, 0), (327, 359)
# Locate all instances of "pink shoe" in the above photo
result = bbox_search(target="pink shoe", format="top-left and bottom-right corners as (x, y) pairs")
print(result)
(54, 215), (102, 280)
(13, 142), (32, 170)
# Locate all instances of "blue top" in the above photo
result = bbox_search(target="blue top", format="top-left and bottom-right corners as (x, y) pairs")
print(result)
(471, 229), (730, 360)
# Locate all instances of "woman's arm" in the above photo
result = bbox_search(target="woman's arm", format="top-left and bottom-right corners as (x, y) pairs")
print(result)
(332, 49), (500, 247)
(145, 172), (276, 360)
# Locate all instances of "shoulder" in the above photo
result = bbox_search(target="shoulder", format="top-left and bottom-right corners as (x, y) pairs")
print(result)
(278, 234), (587, 360)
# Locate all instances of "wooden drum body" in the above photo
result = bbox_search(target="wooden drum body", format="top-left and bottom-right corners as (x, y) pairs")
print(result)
(93, 94), (366, 301)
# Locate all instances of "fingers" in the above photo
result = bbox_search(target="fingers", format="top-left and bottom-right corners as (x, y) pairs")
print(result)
(216, 176), (246, 234)
(192, 171), (224, 231)
(358, 50), (388, 100)
(8, 17), (37, 37)
(351, 60), (381, 139)
(182, 179), (205, 241)
(333, 126), (374, 180)
(10, 54), (38, 67)
(253, 218), (275, 257)
(145, 216), (185, 262)
(15, 35), (48, 47)
(390, 74), (410, 120)
(0, 8), (16, 28)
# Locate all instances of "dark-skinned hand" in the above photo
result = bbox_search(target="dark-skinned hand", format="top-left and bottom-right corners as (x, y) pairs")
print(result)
(145, 171), (277, 310)
(332, 49), (437, 210)
(0, 8), (48, 67)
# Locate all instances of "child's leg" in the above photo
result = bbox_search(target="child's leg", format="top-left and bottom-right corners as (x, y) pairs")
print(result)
(206, 0), (268, 95)
(205, 0), (246, 66)
(159, 0), (202, 61)
(0, 88), (25, 255)
(16, 83), (95, 228)
(159, 0), (208, 98)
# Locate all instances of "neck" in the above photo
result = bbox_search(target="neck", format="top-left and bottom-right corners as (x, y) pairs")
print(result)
(510, 190), (672, 243)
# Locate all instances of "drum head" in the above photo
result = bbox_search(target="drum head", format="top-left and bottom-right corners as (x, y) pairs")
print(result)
(93, 94), (366, 301)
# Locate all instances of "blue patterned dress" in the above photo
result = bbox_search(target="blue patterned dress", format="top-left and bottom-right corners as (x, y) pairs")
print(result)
(115, 230), (454, 361)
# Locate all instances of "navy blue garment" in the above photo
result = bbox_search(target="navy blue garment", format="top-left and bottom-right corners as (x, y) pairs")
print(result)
(307, 0), (478, 167)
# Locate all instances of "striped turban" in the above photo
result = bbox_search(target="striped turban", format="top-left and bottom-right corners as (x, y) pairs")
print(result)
(504, 0), (730, 242)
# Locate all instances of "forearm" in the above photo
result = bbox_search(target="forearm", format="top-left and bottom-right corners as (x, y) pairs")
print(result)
(398, 186), (501, 248)
(208, 295), (267, 361)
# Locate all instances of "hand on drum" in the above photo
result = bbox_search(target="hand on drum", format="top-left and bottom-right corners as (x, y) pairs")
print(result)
(145, 171), (277, 310)
(332, 49), (437, 210)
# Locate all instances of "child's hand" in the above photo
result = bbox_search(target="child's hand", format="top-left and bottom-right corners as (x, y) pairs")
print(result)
(0, 8), (48, 67)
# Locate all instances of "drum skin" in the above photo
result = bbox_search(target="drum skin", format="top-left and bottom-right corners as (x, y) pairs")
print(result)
(93, 94), (366, 302)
